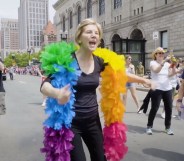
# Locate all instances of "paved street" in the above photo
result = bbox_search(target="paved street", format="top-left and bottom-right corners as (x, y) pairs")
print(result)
(0, 74), (184, 161)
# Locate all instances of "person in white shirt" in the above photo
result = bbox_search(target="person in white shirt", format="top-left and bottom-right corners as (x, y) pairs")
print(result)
(122, 55), (140, 113)
(146, 47), (177, 135)
(9, 66), (14, 80)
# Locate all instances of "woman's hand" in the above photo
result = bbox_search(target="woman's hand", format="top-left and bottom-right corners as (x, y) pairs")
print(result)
(127, 73), (156, 90)
(165, 55), (171, 62)
(142, 79), (156, 90)
(56, 84), (71, 105)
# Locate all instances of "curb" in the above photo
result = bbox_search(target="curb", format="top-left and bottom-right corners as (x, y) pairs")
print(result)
(136, 87), (149, 92)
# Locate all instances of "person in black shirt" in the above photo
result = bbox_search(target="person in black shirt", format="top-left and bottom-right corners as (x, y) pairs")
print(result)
(41, 18), (154, 161)
(176, 70), (184, 113)
(0, 58), (6, 115)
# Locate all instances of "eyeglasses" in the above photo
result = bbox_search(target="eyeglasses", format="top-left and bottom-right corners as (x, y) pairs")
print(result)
(156, 52), (164, 55)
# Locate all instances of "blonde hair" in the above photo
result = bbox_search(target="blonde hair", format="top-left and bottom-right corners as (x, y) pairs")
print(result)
(151, 47), (166, 60)
(75, 18), (103, 45)
(125, 54), (131, 60)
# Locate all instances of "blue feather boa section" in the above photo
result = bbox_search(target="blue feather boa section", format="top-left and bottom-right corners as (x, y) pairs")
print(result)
(44, 63), (81, 130)
(40, 42), (81, 161)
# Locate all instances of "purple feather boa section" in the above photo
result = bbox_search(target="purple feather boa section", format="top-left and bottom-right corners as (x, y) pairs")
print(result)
(41, 127), (74, 161)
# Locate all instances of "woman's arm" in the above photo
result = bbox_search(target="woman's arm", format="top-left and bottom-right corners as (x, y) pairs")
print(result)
(41, 82), (71, 104)
(168, 66), (178, 77)
(151, 56), (171, 73)
(176, 70), (184, 111)
(176, 79), (184, 111)
(177, 79), (184, 100)
(127, 73), (155, 89)
(0, 62), (4, 71)
(150, 63), (163, 73)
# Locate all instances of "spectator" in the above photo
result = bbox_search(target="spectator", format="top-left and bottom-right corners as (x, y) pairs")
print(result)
(146, 47), (177, 135)
(136, 62), (144, 77)
(0, 59), (6, 115)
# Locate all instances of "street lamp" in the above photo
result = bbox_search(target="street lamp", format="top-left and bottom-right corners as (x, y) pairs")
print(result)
(27, 48), (31, 65)
(11, 53), (16, 66)
(12, 54), (15, 59)
(60, 30), (68, 42)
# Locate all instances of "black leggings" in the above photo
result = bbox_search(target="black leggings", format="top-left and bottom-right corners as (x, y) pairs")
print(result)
(71, 114), (107, 161)
(147, 89), (173, 129)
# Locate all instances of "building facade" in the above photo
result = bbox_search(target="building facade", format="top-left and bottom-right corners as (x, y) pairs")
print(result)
(53, 0), (184, 70)
(18, 0), (49, 53)
(0, 18), (19, 59)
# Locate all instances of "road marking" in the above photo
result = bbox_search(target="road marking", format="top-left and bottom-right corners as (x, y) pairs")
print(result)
(19, 81), (26, 84)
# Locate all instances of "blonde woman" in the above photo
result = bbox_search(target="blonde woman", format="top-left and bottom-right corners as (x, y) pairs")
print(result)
(146, 47), (176, 135)
(122, 55), (140, 113)
(41, 19), (156, 161)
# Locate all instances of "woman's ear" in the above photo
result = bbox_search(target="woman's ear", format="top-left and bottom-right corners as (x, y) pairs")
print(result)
(78, 39), (81, 45)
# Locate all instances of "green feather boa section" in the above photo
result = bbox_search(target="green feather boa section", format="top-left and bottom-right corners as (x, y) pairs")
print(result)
(40, 42), (77, 76)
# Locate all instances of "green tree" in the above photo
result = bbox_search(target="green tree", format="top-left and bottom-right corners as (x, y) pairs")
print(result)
(4, 51), (42, 67)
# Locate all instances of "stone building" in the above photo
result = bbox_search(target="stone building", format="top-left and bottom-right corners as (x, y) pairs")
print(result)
(0, 18), (19, 59)
(41, 21), (57, 48)
(18, 0), (49, 53)
(53, 0), (184, 70)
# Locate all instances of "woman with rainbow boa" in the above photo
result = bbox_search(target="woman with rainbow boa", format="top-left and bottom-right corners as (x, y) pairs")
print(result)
(40, 19), (154, 161)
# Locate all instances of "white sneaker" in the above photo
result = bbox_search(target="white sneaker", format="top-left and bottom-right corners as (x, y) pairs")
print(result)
(161, 112), (165, 119)
(165, 128), (174, 135)
(137, 108), (142, 114)
(146, 127), (153, 135)
(137, 110), (142, 114)
(41, 102), (46, 107)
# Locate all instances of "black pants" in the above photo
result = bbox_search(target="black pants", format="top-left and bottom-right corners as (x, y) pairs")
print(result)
(71, 114), (107, 161)
(140, 89), (152, 113)
(9, 73), (13, 80)
(147, 89), (173, 129)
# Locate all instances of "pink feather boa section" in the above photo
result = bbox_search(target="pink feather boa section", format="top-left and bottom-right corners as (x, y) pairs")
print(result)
(103, 122), (128, 161)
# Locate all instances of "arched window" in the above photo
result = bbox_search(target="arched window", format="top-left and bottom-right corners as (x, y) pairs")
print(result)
(114, 0), (122, 9)
(87, 0), (92, 18)
(99, 0), (105, 15)
(63, 16), (66, 32)
(129, 29), (143, 53)
(99, 39), (105, 48)
(130, 29), (143, 40)
(77, 6), (81, 24)
(112, 34), (122, 53)
(69, 11), (73, 29)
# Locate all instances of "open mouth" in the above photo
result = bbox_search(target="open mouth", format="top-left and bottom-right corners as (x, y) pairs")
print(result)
(89, 41), (97, 48)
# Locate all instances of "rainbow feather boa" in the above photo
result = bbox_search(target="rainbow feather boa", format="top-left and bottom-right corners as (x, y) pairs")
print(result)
(40, 42), (128, 161)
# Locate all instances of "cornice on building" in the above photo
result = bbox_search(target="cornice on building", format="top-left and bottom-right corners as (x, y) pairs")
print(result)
(53, 0), (66, 10)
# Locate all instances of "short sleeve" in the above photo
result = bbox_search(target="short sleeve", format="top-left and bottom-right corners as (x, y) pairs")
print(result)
(40, 74), (52, 91)
(95, 55), (106, 72)
(150, 60), (156, 68)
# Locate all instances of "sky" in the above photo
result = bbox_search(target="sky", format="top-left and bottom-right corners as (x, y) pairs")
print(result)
(0, 0), (57, 22)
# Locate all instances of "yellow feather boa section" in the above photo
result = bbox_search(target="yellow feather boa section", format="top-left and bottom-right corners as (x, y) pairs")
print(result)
(93, 48), (128, 126)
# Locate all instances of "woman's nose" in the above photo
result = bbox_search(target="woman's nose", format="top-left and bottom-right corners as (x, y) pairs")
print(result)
(91, 32), (96, 37)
